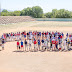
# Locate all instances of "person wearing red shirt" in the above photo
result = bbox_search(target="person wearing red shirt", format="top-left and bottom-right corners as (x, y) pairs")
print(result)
(17, 41), (20, 50)
(24, 32), (26, 39)
(34, 40), (37, 50)
(60, 35), (63, 44)
(70, 40), (72, 48)
(52, 39), (56, 50)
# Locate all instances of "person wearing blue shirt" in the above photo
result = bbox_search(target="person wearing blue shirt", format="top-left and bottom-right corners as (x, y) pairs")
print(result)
(38, 39), (41, 50)
(21, 40), (24, 51)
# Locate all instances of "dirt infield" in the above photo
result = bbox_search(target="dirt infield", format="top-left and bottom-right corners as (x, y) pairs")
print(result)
(0, 21), (72, 72)
(0, 16), (36, 24)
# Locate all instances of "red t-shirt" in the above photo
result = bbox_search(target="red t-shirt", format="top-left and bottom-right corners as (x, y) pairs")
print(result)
(46, 32), (48, 35)
(18, 33), (20, 36)
(52, 40), (55, 44)
(69, 35), (71, 37)
(60, 35), (62, 38)
(15, 34), (17, 36)
(34, 41), (37, 44)
(55, 41), (58, 45)
(24, 33), (26, 35)
(11, 33), (13, 36)
(32, 32), (34, 35)
(35, 33), (36, 35)
(17, 42), (19, 45)
(52, 32), (54, 35)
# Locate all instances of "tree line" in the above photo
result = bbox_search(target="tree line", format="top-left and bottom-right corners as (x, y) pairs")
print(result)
(1, 6), (72, 18)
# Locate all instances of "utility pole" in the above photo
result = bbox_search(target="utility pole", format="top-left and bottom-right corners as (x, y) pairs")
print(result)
(0, 0), (1, 16)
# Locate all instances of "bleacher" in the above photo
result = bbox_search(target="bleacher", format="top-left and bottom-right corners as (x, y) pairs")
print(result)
(0, 16), (36, 24)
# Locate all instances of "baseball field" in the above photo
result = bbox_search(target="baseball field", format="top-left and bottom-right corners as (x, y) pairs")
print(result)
(0, 21), (72, 72)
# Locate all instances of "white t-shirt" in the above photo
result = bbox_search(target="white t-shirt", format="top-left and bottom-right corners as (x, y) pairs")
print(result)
(29, 40), (32, 45)
(44, 40), (48, 46)
(29, 35), (33, 39)
(64, 40), (66, 45)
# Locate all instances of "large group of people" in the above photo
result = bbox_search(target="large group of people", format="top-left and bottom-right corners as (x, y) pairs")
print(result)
(0, 31), (72, 52)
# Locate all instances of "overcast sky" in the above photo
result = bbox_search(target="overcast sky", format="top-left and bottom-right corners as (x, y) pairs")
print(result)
(1, 0), (72, 13)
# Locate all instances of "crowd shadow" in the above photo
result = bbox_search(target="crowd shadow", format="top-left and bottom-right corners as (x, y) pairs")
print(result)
(13, 50), (24, 52)
(0, 50), (2, 51)
(13, 48), (72, 53)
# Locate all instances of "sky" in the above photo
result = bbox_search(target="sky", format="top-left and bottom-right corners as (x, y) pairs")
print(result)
(1, 0), (72, 13)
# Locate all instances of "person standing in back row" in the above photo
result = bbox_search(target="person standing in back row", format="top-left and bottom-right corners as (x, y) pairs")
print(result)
(38, 39), (41, 51)
(2, 39), (5, 50)
(24, 39), (28, 51)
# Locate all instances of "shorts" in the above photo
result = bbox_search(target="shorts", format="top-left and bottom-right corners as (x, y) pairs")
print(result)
(52, 44), (55, 48)
(50, 44), (52, 48)
(56, 44), (58, 49)
(2, 44), (4, 48)
(13, 36), (15, 39)
(38, 43), (40, 45)
(21, 45), (23, 47)
(71, 43), (72, 46)
(17, 45), (19, 48)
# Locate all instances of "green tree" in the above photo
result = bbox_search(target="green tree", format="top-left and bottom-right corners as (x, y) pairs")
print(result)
(7, 12), (15, 16)
(32, 6), (43, 18)
(1, 12), (9, 16)
(44, 12), (52, 18)
(2, 9), (8, 13)
(52, 9), (58, 18)
(20, 7), (32, 16)
(13, 10), (21, 16)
